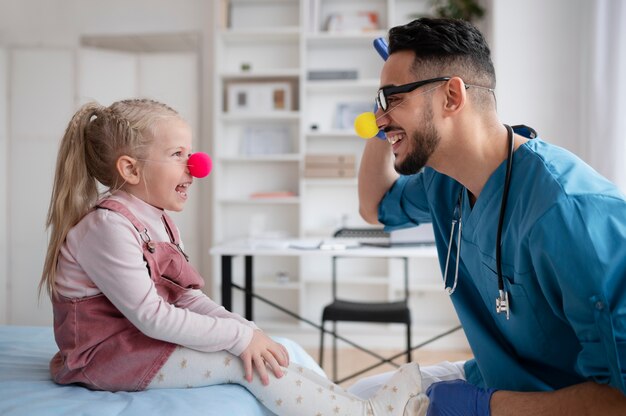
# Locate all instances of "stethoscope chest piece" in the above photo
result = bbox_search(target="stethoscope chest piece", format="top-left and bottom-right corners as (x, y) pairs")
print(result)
(496, 289), (510, 320)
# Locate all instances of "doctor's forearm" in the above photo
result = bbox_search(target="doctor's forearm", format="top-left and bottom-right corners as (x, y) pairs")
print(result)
(490, 382), (626, 416)
(357, 138), (398, 224)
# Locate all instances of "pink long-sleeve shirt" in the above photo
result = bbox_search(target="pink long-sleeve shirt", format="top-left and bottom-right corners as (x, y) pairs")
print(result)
(55, 191), (256, 356)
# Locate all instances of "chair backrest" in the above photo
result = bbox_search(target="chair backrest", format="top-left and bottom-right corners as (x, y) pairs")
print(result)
(330, 254), (409, 302)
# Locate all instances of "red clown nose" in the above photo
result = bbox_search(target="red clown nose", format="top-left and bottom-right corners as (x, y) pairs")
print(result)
(187, 152), (212, 178)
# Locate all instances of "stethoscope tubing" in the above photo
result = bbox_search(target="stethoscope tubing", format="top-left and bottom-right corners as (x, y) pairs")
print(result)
(444, 124), (515, 319)
(496, 125), (515, 292)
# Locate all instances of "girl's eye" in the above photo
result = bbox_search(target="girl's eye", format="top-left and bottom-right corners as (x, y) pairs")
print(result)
(173, 151), (183, 157)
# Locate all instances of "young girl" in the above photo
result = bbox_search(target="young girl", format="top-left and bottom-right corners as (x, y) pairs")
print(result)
(41, 98), (428, 415)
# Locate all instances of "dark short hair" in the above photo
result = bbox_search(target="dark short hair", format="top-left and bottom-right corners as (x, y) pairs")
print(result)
(388, 18), (495, 88)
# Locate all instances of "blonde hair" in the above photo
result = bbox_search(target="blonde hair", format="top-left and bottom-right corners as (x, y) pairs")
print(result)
(40, 98), (179, 297)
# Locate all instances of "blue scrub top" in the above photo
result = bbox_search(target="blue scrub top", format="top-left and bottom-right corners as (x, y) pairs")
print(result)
(379, 127), (626, 393)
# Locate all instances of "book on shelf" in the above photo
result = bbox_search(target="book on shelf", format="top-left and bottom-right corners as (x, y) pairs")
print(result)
(304, 153), (356, 178)
(304, 167), (355, 178)
(250, 191), (297, 199)
(305, 154), (355, 165)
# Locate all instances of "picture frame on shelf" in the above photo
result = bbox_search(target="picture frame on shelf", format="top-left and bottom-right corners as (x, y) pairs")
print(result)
(240, 124), (292, 156)
(334, 102), (375, 130)
(323, 10), (380, 32)
(227, 82), (292, 113)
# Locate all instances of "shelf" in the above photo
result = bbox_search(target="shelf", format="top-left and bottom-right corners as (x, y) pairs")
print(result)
(220, 69), (300, 79)
(305, 78), (379, 91)
(219, 154), (301, 162)
(220, 27), (301, 43)
(230, 0), (297, 4)
(303, 178), (357, 186)
(219, 196), (301, 205)
(305, 129), (359, 138)
(219, 112), (300, 122)
(305, 31), (387, 45)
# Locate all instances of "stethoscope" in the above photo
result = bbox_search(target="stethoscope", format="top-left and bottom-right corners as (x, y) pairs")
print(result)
(443, 124), (515, 320)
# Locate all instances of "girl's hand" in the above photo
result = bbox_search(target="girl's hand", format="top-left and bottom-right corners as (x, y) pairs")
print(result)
(239, 330), (290, 385)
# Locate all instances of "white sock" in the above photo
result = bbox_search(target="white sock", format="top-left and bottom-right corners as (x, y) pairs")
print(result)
(368, 362), (429, 416)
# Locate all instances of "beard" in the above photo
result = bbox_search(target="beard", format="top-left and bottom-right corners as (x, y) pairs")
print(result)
(394, 105), (440, 175)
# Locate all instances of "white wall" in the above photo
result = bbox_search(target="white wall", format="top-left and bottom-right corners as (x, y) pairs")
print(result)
(0, 0), (206, 46)
(9, 48), (75, 325)
(0, 48), (7, 324)
(491, 0), (590, 154)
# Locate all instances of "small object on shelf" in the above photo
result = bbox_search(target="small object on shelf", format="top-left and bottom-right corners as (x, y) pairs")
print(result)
(276, 271), (290, 284)
(250, 191), (297, 199)
(307, 69), (358, 81)
(324, 11), (379, 32)
(240, 62), (252, 72)
(310, 124), (319, 131)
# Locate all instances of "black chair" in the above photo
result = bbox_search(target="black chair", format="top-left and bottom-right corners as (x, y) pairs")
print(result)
(319, 228), (412, 383)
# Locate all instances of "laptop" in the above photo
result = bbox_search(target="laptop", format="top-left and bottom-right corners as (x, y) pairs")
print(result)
(333, 224), (436, 247)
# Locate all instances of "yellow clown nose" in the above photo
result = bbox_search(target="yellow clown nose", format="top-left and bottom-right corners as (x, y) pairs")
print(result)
(354, 112), (379, 139)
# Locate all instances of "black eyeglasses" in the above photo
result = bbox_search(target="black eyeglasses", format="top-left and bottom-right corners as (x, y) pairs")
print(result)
(376, 77), (450, 112)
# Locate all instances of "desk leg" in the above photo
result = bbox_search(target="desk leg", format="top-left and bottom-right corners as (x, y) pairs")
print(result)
(245, 255), (253, 321)
(221, 255), (233, 311)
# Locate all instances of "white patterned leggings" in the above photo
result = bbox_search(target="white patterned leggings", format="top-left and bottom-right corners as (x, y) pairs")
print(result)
(147, 346), (428, 416)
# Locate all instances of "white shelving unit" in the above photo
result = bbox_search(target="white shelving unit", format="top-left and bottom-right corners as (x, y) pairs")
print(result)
(211, 0), (466, 349)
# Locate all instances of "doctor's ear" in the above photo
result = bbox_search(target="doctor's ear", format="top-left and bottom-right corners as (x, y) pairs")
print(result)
(442, 77), (467, 113)
(116, 155), (141, 185)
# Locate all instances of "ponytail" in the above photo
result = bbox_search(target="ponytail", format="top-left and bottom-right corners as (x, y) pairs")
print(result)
(40, 103), (102, 297)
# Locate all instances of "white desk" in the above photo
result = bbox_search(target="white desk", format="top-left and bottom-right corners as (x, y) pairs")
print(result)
(211, 238), (438, 321)
(211, 238), (460, 381)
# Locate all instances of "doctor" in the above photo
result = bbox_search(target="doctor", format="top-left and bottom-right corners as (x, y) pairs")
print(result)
(357, 17), (626, 415)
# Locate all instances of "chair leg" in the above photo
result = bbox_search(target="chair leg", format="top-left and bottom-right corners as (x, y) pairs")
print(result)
(319, 321), (325, 368)
(406, 322), (412, 363)
(332, 321), (338, 382)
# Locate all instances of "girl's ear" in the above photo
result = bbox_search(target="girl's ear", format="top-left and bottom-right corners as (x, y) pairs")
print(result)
(116, 155), (141, 185)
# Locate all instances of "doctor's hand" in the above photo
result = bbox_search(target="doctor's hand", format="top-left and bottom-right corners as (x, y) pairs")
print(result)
(240, 330), (290, 386)
(426, 379), (497, 416)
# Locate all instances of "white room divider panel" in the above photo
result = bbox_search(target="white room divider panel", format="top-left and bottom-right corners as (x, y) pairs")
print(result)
(78, 48), (138, 106)
(0, 48), (7, 324)
(9, 48), (75, 325)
